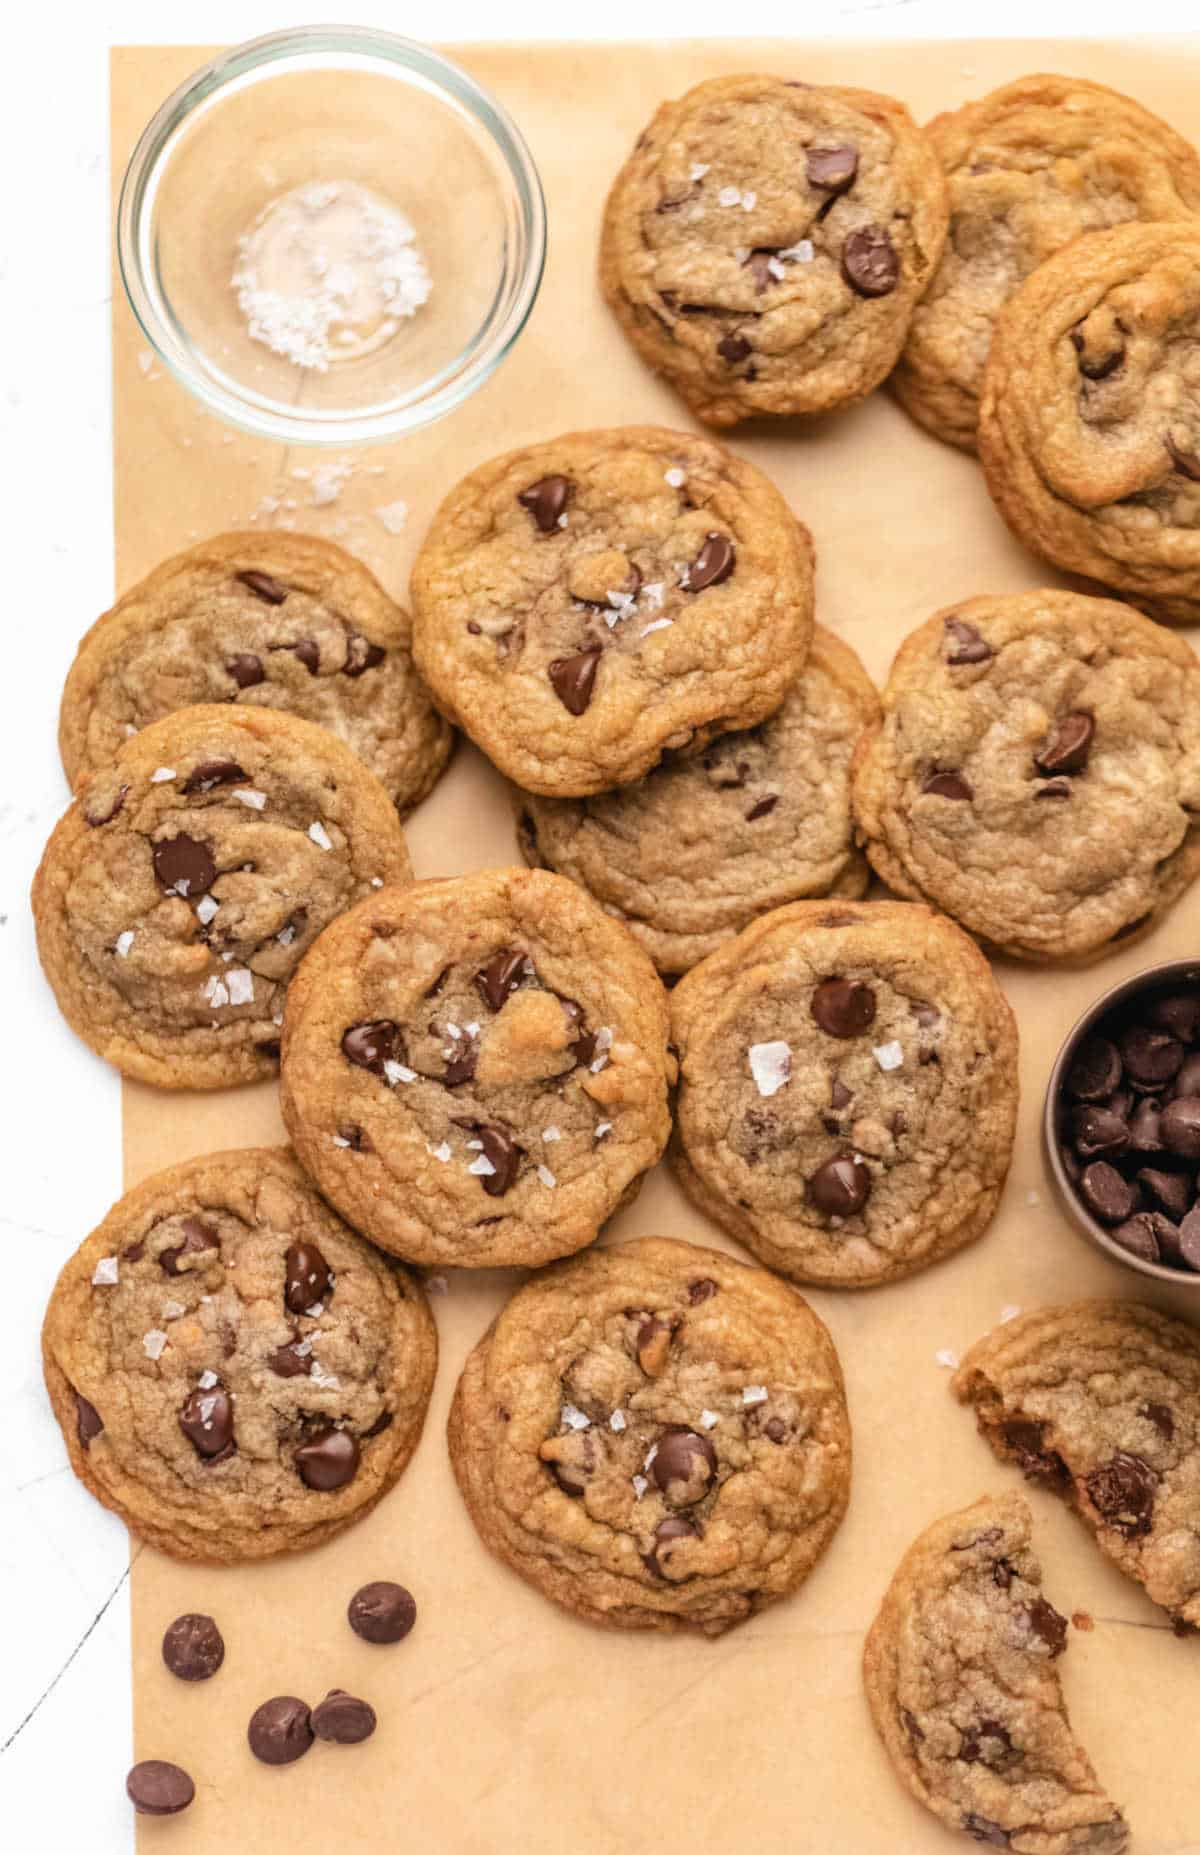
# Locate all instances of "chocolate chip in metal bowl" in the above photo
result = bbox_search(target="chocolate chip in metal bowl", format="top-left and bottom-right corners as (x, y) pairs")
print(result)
(1045, 960), (1200, 1282)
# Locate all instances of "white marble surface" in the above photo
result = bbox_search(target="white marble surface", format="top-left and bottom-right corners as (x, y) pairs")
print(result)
(1, 0), (1193, 1843)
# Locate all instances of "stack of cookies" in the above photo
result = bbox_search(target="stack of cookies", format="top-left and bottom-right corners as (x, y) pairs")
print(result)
(27, 60), (1200, 1853)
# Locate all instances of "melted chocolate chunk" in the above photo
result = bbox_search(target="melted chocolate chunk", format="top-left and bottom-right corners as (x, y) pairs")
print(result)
(237, 569), (288, 605)
(152, 834), (216, 899)
(944, 617), (993, 665)
(922, 770), (973, 801)
(641, 1514), (700, 1579)
(548, 648), (602, 715)
(75, 1390), (103, 1448)
(284, 1241), (333, 1315)
(806, 142), (859, 192)
(182, 759), (247, 794)
(477, 948), (528, 1012)
(477, 1123), (522, 1196)
(808, 1152), (871, 1215)
(227, 652), (265, 688)
(811, 977), (876, 1039)
(1034, 712), (1093, 777)
(841, 225), (899, 297)
(1086, 1451), (1158, 1537)
(341, 1020), (404, 1076)
(178, 1384), (234, 1460)
(717, 331), (753, 364)
(682, 532), (735, 592)
(518, 474), (573, 532)
(1024, 1595), (1068, 1656)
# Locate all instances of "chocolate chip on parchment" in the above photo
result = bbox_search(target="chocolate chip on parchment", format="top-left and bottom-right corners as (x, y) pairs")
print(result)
(841, 225), (899, 297)
(682, 533), (736, 591)
(162, 1613), (225, 1682)
(641, 1514), (700, 1579)
(311, 1690), (377, 1745)
(348, 1581), (417, 1644)
(284, 1240), (333, 1315)
(1078, 1161), (1137, 1224)
(126, 1761), (195, 1816)
(1066, 1036), (1121, 1101)
(179, 1385), (234, 1461)
(811, 977), (876, 1038)
(247, 1696), (314, 1765)
(227, 652), (265, 688)
(237, 569), (289, 605)
(161, 1216), (218, 1276)
(1034, 712), (1093, 776)
(295, 1427), (360, 1491)
(1086, 1451), (1158, 1537)
(518, 474), (573, 532)
(476, 948), (527, 1012)
(807, 143), (859, 192)
(944, 618), (992, 665)
(153, 834), (216, 899)
(922, 771), (973, 801)
(808, 1152), (871, 1215)
(341, 1019), (403, 1075)
(548, 648), (601, 716)
(75, 1391), (103, 1448)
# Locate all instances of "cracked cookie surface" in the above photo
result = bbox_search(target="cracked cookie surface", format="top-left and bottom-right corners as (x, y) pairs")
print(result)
(42, 1147), (436, 1564)
(864, 1491), (1128, 1854)
(59, 531), (452, 814)
(516, 625), (877, 978)
(448, 1235), (850, 1634)
(409, 426), (814, 796)
(670, 899), (1017, 1288)
(32, 704), (411, 1089)
(980, 221), (1200, 622)
(954, 1300), (1200, 1632)
(894, 74), (1200, 452)
(851, 591), (1200, 963)
(280, 867), (673, 1269)
(600, 74), (948, 425)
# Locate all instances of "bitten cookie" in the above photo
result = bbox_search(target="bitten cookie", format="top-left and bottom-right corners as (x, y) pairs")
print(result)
(409, 427), (813, 796)
(954, 1300), (1200, 1632)
(894, 75), (1200, 452)
(42, 1148), (436, 1564)
(59, 532), (452, 813)
(851, 590), (1200, 962)
(670, 899), (1017, 1289)
(516, 625), (878, 977)
(280, 867), (673, 1269)
(448, 1236), (850, 1635)
(600, 74), (948, 425)
(864, 1492), (1128, 1854)
(979, 221), (1200, 622)
(32, 705), (411, 1089)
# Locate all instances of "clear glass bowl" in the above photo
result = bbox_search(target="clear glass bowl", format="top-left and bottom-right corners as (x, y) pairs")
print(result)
(117, 26), (546, 445)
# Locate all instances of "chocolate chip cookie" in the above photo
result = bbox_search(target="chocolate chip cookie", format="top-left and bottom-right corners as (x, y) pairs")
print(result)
(980, 221), (1200, 622)
(32, 704), (411, 1089)
(59, 532), (452, 814)
(516, 625), (878, 978)
(852, 590), (1200, 962)
(599, 75), (949, 425)
(448, 1236), (850, 1634)
(280, 867), (673, 1269)
(864, 1491), (1129, 1854)
(409, 427), (813, 796)
(954, 1301), (1200, 1631)
(42, 1147), (436, 1563)
(894, 75), (1200, 452)
(670, 898), (1017, 1288)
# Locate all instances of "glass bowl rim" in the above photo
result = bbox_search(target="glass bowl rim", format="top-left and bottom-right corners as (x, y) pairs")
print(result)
(116, 23), (548, 445)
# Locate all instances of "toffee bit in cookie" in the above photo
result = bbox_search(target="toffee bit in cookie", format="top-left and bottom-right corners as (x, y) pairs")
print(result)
(748, 1039), (791, 1097)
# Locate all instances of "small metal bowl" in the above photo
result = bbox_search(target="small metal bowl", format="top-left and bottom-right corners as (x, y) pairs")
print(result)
(1044, 957), (1200, 1285)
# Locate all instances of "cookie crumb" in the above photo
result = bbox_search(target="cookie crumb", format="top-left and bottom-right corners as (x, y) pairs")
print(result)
(1072, 1610), (1094, 1632)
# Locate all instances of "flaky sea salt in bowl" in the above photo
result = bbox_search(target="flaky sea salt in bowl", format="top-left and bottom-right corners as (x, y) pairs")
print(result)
(118, 26), (546, 444)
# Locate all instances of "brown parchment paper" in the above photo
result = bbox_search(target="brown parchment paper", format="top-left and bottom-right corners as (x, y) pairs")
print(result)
(110, 38), (1200, 1854)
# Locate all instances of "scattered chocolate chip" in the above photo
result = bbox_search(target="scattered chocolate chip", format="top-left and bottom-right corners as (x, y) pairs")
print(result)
(944, 617), (992, 665)
(651, 1428), (717, 1505)
(179, 1384), (234, 1461)
(518, 474), (573, 532)
(248, 1696), (313, 1766)
(717, 331), (752, 364)
(227, 652), (265, 688)
(1025, 1596), (1069, 1656)
(269, 1340), (312, 1379)
(1165, 432), (1200, 481)
(807, 142), (859, 192)
(1141, 1401), (1175, 1440)
(641, 1515), (699, 1579)
(285, 1241), (333, 1315)
(812, 976), (876, 1039)
(477, 948), (527, 1012)
(75, 1391), (103, 1448)
(342, 636), (385, 677)
(687, 1278), (718, 1304)
(341, 1019), (403, 1075)
(152, 834), (216, 899)
(548, 648), (601, 716)
(348, 1581), (417, 1644)
(1086, 1451), (1158, 1536)
(1034, 712), (1093, 776)
(162, 1613), (225, 1682)
(1160, 1096), (1200, 1158)
(237, 569), (288, 605)
(808, 1152), (871, 1215)
(922, 771), (973, 801)
(1069, 1104), (1129, 1160)
(85, 784), (129, 827)
(1067, 1037), (1121, 1101)
(476, 1123), (522, 1196)
(745, 794), (778, 821)
(182, 759), (247, 794)
(841, 224), (899, 297)
(1078, 1161), (1138, 1225)
(1136, 1167), (1191, 1218)
(311, 1690), (377, 1745)
(161, 1216), (218, 1276)
(295, 1427), (360, 1491)
(1120, 1025), (1184, 1090)
(683, 533), (736, 592)
(126, 1760), (195, 1816)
